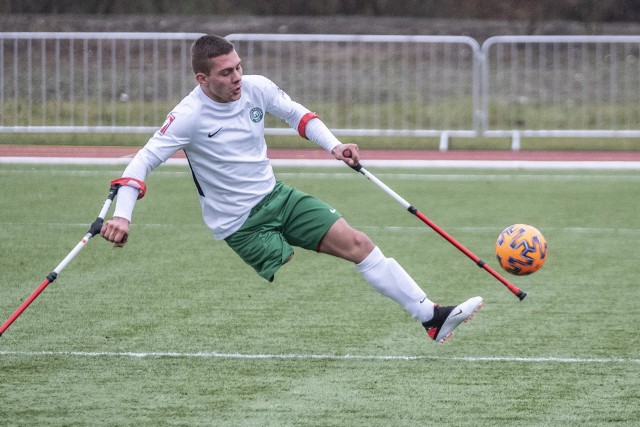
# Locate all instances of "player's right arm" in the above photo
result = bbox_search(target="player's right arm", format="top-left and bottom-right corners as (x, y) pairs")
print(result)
(99, 151), (157, 247)
(101, 100), (197, 247)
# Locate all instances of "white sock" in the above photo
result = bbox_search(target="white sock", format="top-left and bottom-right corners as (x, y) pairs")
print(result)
(356, 246), (434, 323)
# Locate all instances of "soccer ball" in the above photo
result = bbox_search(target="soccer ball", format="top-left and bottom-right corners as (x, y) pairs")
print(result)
(495, 224), (548, 275)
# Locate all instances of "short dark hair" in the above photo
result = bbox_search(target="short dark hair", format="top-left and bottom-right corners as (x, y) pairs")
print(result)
(191, 35), (235, 75)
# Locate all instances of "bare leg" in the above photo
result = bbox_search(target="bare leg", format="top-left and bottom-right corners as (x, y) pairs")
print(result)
(317, 218), (374, 263)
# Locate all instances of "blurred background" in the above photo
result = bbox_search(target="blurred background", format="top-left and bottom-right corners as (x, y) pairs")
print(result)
(3, 0), (640, 21)
(2, 0), (640, 38)
(2, 0), (640, 151)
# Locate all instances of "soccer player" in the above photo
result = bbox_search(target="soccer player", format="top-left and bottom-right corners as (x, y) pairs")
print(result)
(100, 34), (483, 343)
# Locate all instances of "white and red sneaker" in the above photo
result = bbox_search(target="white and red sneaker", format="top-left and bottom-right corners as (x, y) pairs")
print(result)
(422, 296), (484, 343)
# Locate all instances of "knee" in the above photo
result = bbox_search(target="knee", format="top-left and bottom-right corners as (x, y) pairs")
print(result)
(352, 229), (374, 250)
(318, 220), (375, 263)
(350, 229), (375, 262)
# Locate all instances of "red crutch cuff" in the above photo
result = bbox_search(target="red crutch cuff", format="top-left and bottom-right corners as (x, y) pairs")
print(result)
(297, 112), (319, 139)
(111, 177), (147, 200)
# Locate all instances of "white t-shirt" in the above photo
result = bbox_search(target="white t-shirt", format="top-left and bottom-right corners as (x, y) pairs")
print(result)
(114, 75), (340, 240)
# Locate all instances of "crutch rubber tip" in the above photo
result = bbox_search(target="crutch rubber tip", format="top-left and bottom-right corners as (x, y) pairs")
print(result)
(517, 290), (527, 301)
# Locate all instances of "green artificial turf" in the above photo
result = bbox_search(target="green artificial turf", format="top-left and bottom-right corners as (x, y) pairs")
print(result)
(1, 164), (638, 426)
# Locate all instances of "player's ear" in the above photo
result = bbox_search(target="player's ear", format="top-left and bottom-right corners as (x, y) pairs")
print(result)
(195, 73), (208, 85)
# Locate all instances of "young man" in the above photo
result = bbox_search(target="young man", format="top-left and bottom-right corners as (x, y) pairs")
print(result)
(100, 34), (483, 343)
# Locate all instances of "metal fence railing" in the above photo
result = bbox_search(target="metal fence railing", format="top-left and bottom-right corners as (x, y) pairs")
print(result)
(482, 35), (640, 148)
(2, 32), (640, 150)
(0, 32), (480, 147)
(0, 32), (202, 133)
(226, 34), (480, 144)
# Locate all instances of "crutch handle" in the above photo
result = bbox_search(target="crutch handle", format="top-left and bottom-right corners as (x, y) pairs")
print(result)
(341, 148), (363, 172)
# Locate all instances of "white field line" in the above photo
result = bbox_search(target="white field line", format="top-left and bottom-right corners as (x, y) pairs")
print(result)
(2, 168), (640, 182)
(2, 157), (640, 170)
(277, 172), (640, 181)
(0, 350), (638, 364)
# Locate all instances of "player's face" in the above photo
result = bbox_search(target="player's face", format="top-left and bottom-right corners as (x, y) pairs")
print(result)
(198, 50), (243, 103)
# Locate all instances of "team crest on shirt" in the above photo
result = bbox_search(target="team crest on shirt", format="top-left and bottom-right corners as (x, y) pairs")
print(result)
(249, 107), (264, 123)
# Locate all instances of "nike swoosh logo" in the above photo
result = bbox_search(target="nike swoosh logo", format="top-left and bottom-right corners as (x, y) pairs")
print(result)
(208, 128), (222, 138)
(329, 208), (336, 213)
(451, 308), (463, 317)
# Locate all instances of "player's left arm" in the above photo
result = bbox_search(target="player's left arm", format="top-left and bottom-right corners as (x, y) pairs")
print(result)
(263, 77), (359, 165)
(303, 117), (359, 166)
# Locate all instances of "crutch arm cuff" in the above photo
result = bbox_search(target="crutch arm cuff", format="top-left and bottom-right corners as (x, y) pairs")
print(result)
(110, 177), (147, 199)
(297, 112), (319, 139)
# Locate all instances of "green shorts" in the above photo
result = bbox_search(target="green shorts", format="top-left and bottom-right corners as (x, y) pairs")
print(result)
(225, 181), (342, 281)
